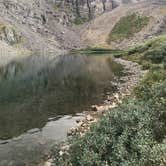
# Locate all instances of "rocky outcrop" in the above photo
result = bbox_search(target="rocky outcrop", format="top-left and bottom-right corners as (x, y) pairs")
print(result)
(0, 0), (148, 55)
(46, 0), (113, 25)
(49, 0), (145, 25)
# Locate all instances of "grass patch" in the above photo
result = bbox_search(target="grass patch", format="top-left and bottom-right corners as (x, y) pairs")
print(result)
(73, 17), (89, 25)
(108, 13), (149, 42)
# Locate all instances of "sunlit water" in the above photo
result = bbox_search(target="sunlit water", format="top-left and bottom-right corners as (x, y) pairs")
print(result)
(0, 53), (123, 166)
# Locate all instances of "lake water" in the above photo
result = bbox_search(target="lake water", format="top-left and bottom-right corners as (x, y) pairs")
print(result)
(0, 53), (123, 166)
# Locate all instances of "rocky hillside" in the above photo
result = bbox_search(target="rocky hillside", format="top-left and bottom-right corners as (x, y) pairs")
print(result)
(0, 0), (85, 66)
(81, 0), (166, 48)
(49, 0), (144, 25)
(0, 0), (165, 66)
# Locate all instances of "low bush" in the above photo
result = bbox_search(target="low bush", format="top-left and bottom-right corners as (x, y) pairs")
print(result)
(143, 46), (166, 63)
(141, 61), (152, 70)
(134, 68), (166, 99)
(120, 35), (166, 67)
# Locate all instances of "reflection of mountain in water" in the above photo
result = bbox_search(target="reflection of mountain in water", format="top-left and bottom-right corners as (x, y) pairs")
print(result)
(0, 54), (122, 140)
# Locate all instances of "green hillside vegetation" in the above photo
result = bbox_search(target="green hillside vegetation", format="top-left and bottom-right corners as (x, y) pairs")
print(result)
(53, 35), (166, 166)
(70, 47), (123, 54)
(108, 13), (149, 42)
(117, 35), (166, 69)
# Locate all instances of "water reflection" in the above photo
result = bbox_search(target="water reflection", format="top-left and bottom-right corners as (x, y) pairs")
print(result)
(0, 54), (122, 140)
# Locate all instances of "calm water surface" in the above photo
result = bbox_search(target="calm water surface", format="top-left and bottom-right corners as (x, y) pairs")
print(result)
(0, 53), (123, 165)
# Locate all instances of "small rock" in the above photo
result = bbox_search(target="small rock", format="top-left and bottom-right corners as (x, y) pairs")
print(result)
(61, 145), (70, 151)
(91, 105), (98, 111)
(86, 115), (94, 121)
(59, 151), (64, 156)
(76, 119), (81, 123)
(43, 159), (53, 166)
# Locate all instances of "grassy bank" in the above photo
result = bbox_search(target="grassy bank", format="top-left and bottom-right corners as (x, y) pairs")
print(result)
(53, 35), (166, 166)
(115, 35), (166, 70)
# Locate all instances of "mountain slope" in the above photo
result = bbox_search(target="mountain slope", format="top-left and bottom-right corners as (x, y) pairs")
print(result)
(0, 0), (165, 67)
(0, 0), (88, 67)
(80, 0), (166, 49)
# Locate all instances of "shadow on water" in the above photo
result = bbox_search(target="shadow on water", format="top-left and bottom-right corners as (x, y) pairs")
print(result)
(0, 53), (123, 165)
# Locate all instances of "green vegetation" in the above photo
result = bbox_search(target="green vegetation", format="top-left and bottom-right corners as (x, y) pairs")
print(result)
(108, 13), (149, 42)
(70, 47), (123, 55)
(73, 17), (89, 25)
(53, 35), (166, 166)
(116, 35), (166, 70)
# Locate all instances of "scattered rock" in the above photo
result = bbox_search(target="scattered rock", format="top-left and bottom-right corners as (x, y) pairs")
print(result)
(86, 115), (94, 121)
(91, 105), (98, 111)
(76, 119), (81, 123)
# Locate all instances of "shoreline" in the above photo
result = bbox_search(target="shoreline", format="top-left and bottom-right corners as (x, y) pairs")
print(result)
(42, 57), (147, 166)
(67, 58), (147, 137)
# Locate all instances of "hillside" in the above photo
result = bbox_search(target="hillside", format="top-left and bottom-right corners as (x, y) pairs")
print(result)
(0, 0), (85, 66)
(0, 0), (165, 67)
(81, 0), (166, 48)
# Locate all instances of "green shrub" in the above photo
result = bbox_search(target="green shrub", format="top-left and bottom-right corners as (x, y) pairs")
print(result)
(134, 69), (166, 99)
(73, 17), (89, 25)
(143, 46), (166, 64)
(54, 83), (166, 165)
(141, 61), (152, 70)
(120, 35), (166, 69)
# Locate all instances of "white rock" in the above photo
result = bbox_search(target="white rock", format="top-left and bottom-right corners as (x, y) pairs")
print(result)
(86, 115), (94, 121)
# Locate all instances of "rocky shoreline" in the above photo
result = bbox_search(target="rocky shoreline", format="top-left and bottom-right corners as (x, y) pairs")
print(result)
(66, 58), (147, 137)
(42, 58), (147, 166)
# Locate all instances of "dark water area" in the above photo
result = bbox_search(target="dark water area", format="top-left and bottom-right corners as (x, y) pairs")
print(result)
(0, 53), (123, 165)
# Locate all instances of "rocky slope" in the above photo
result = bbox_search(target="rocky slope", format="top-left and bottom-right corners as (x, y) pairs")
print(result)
(0, 0), (165, 66)
(80, 0), (166, 48)
(49, 0), (145, 25)
(0, 0), (85, 66)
